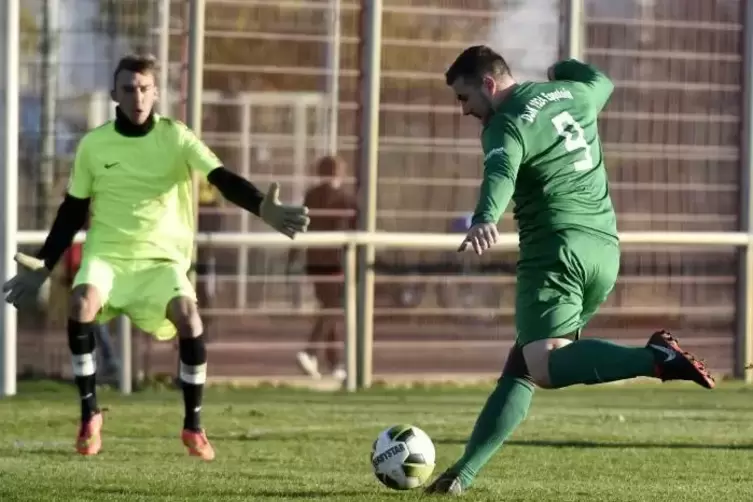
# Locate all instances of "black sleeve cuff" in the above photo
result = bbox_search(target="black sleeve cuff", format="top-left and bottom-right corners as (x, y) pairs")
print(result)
(36, 195), (90, 270)
(207, 167), (264, 216)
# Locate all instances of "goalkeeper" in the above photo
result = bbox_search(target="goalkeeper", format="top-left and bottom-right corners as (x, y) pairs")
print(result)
(425, 46), (715, 495)
(2, 54), (309, 461)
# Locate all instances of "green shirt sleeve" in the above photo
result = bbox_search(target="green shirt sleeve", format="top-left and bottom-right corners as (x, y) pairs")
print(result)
(67, 136), (93, 199)
(550, 59), (614, 113)
(472, 119), (524, 225)
(179, 122), (222, 177)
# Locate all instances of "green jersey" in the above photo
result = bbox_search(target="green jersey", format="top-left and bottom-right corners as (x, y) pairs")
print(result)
(472, 59), (618, 251)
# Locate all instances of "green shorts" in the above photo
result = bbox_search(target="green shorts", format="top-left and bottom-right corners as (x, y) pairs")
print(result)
(73, 256), (195, 341)
(515, 230), (620, 346)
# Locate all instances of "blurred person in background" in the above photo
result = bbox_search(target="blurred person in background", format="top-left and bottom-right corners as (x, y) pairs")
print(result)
(288, 155), (357, 380)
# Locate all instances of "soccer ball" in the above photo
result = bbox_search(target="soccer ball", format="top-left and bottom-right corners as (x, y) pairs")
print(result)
(371, 424), (436, 490)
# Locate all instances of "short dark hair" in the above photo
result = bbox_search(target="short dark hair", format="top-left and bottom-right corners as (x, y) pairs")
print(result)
(112, 53), (158, 89)
(316, 155), (346, 177)
(445, 45), (511, 86)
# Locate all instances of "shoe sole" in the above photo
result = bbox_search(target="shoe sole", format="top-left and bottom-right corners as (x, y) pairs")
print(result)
(295, 356), (322, 379)
(185, 448), (215, 461)
(425, 474), (463, 496)
(661, 334), (716, 389)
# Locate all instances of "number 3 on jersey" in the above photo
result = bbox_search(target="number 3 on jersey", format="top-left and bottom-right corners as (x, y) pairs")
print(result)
(551, 111), (594, 172)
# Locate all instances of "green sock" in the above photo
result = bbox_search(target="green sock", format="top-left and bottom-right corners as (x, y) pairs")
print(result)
(548, 339), (656, 388)
(452, 377), (535, 489)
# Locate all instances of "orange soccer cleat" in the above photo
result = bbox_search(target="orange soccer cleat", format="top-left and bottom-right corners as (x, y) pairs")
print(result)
(76, 412), (103, 456)
(181, 428), (215, 461)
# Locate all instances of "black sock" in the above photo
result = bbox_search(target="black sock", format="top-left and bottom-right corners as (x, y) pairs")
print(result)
(179, 336), (207, 431)
(67, 319), (98, 422)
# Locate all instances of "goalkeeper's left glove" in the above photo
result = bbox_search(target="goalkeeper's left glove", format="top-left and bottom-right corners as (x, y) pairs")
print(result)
(260, 182), (311, 239)
(2, 253), (51, 308)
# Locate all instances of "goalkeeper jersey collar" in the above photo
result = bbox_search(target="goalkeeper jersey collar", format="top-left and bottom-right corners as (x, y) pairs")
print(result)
(113, 107), (156, 137)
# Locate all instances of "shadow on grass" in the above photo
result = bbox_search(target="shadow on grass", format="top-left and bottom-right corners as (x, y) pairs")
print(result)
(91, 486), (370, 498)
(436, 437), (753, 450)
(253, 490), (372, 499)
(0, 448), (73, 458)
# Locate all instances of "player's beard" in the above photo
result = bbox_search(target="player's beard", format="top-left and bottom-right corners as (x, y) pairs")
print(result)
(479, 95), (494, 123)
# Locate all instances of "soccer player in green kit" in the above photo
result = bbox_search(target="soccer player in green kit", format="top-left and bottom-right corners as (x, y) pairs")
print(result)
(2, 54), (310, 460)
(425, 46), (716, 496)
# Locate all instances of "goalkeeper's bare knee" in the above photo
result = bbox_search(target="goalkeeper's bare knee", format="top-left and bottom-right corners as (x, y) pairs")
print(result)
(69, 285), (102, 323)
(167, 296), (207, 400)
(166, 295), (204, 339)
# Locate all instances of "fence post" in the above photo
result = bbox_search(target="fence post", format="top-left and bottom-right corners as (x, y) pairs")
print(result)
(564, 0), (584, 60)
(356, 0), (383, 391)
(183, 0), (205, 393)
(737, 2), (753, 383)
(325, 0), (342, 155)
(343, 243), (357, 392)
(157, 0), (171, 116)
(40, 0), (59, 228)
(237, 98), (251, 309)
(116, 316), (132, 394)
(0, 0), (19, 398)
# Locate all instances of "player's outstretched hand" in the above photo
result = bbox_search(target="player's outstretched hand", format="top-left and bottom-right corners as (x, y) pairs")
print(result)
(2, 253), (50, 308)
(260, 182), (311, 239)
(458, 222), (498, 256)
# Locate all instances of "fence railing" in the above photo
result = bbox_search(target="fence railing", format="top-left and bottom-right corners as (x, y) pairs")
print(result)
(10, 230), (753, 393)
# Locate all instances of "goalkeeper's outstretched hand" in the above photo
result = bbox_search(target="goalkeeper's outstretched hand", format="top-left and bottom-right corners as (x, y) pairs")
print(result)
(260, 182), (311, 239)
(2, 253), (50, 308)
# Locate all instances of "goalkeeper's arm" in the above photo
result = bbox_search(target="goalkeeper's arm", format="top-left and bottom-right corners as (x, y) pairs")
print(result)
(206, 166), (309, 239)
(35, 195), (91, 270)
(206, 167), (265, 216)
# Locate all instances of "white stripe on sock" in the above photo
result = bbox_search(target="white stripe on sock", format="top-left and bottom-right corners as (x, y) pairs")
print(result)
(179, 362), (207, 385)
(71, 353), (96, 377)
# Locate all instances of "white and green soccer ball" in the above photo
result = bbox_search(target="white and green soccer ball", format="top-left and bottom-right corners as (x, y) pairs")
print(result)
(371, 424), (436, 490)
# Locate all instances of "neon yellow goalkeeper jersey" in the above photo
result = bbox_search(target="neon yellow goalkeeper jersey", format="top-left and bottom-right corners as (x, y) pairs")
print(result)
(66, 115), (220, 267)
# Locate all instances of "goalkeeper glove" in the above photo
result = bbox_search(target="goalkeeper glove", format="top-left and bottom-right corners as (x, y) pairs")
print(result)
(2, 253), (51, 308)
(260, 182), (310, 239)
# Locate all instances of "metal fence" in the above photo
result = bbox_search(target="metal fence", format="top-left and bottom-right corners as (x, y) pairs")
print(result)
(0, 0), (750, 392)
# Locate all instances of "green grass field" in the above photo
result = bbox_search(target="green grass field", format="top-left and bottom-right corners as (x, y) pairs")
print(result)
(1, 381), (752, 501)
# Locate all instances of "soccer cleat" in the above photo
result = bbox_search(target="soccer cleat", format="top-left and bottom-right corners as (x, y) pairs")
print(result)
(181, 428), (215, 461)
(424, 471), (464, 496)
(76, 412), (103, 456)
(647, 330), (715, 389)
(295, 351), (321, 379)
